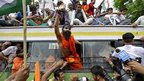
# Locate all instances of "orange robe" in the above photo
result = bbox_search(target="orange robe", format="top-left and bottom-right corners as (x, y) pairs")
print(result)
(61, 34), (83, 70)
(11, 57), (23, 74)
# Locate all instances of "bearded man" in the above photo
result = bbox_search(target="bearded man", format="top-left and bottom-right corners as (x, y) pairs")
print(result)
(54, 12), (82, 70)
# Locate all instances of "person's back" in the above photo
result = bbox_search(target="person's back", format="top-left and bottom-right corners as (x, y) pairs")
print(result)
(134, 16), (144, 26)
(115, 45), (144, 65)
(112, 32), (144, 66)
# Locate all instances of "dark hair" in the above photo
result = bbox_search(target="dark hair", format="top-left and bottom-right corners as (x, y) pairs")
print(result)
(90, 65), (105, 78)
(107, 8), (113, 12)
(57, 1), (63, 7)
(122, 32), (134, 43)
(30, 5), (37, 11)
(54, 69), (64, 80)
(62, 23), (71, 30)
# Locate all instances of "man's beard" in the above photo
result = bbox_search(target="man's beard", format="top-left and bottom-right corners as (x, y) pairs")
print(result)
(63, 31), (71, 40)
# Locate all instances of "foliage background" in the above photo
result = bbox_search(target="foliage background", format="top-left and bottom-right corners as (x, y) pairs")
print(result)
(114, 0), (144, 22)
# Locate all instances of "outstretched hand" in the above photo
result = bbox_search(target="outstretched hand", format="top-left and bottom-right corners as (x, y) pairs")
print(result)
(127, 61), (144, 74)
(13, 64), (30, 81)
(55, 59), (65, 67)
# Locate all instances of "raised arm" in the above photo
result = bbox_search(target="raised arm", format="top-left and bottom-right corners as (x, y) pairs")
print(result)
(97, 0), (105, 11)
(41, 60), (65, 81)
(54, 13), (62, 43)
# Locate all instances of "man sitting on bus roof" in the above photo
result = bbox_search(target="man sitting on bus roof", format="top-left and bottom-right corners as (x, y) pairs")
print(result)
(54, 10), (83, 70)
(0, 42), (22, 64)
(132, 15), (144, 27)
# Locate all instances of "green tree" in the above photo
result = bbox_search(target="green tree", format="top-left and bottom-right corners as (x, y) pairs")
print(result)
(114, 0), (128, 10)
(114, 0), (144, 22)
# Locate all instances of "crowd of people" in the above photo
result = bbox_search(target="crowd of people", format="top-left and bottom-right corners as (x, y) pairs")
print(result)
(0, 0), (144, 27)
(0, 0), (144, 81)
(0, 11), (144, 80)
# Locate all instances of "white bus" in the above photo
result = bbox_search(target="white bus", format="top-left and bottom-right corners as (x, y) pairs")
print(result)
(0, 25), (144, 81)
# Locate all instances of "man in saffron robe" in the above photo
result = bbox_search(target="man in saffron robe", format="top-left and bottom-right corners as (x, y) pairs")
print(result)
(54, 12), (82, 70)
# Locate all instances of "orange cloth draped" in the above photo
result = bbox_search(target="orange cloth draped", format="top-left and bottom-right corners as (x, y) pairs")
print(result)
(35, 61), (41, 81)
(61, 34), (82, 70)
(82, 5), (89, 12)
(12, 57), (23, 74)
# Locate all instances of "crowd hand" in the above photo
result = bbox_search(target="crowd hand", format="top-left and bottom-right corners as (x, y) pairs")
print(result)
(104, 56), (112, 63)
(60, 61), (68, 69)
(55, 59), (65, 67)
(104, 56), (113, 67)
(127, 61), (144, 74)
(131, 23), (138, 28)
(112, 71), (120, 79)
(13, 64), (30, 81)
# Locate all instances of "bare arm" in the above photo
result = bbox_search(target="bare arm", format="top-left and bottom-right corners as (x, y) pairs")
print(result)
(54, 13), (62, 43)
(41, 60), (65, 81)
(43, 13), (53, 23)
(75, 40), (81, 45)
(0, 52), (8, 61)
(128, 61), (144, 74)
(5, 73), (16, 81)
(97, 0), (105, 10)
(13, 65), (30, 81)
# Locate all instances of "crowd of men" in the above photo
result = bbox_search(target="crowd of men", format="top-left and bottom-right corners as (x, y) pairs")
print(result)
(0, 11), (144, 80)
(0, 0), (144, 81)
(0, 0), (144, 27)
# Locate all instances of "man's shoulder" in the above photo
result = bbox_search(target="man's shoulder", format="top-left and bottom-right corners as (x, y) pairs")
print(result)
(140, 15), (144, 18)
(134, 46), (144, 50)
(137, 16), (144, 20)
(131, 45), (143, 48)
(9, 46), (17, 50)
(116, 46), (124, 49)
(2, 46), (14, 51)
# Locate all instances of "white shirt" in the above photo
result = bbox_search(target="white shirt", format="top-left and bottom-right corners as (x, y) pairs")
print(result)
(116, 14), (126, 21)
(67, 9), (75, 24)
(112, 45), (144, 66)
(135, 16), (144, 25)
(105, 14), (121, 25)
(2, 46), (18, 56)
(39, 0), (55, 11)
